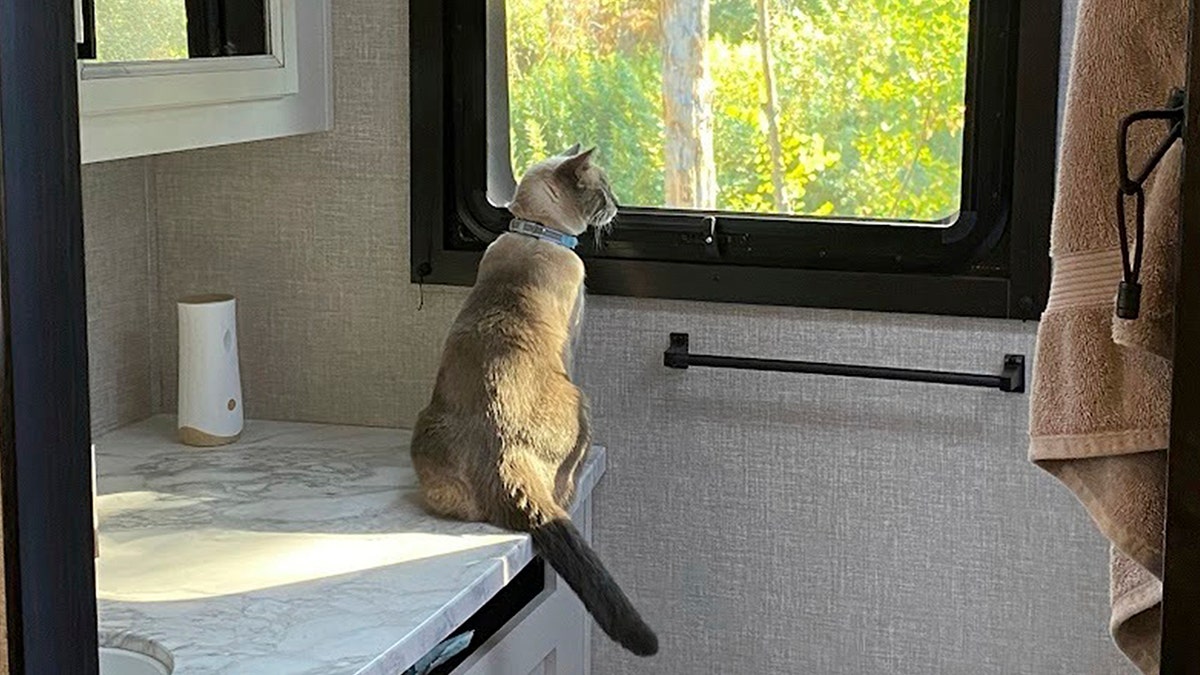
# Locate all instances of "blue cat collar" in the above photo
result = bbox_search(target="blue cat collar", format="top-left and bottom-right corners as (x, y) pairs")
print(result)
(509, 218), (578, 249)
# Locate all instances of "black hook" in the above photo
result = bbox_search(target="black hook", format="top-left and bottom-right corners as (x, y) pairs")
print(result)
(1114, 87), (1185, 320)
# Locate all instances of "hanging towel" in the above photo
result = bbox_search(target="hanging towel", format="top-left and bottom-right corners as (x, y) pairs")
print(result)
(1028, 0), (1185, 672)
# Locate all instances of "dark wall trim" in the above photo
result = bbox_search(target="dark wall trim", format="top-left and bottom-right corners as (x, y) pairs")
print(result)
(1160, 0), (1200, 669)
(1006, 0), (1060, 317)
(0, 0), (99, 673)
(421, 248), (1014, 317)
(185, 0), (268, 57)
(76, 0), (96, 59)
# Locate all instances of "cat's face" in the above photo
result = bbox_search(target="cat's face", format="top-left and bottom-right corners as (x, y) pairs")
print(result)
(509, 145), (618, 237)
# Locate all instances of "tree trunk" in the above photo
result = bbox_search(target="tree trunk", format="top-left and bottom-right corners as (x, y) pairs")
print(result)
(660, 0), (716, 208)
(756, 0), (786, 212)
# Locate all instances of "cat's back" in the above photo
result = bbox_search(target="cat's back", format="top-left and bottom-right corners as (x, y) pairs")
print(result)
(450, 234), (583, 339)
(412, 233), (583, 462)
(428, 234), (582, 395)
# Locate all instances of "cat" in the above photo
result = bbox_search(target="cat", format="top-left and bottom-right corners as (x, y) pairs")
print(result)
(410, 145), (658, 657)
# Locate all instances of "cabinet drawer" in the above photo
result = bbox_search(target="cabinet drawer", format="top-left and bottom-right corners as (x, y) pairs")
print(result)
(451, 567), (588, 675)
(418, 500), (594, 675)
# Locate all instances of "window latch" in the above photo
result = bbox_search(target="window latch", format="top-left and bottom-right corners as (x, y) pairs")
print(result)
(703, 215), (720, 259)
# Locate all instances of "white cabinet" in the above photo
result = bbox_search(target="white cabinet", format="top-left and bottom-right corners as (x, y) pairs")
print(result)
(77, 0), (332, 163)
(451, 502), (594, 675)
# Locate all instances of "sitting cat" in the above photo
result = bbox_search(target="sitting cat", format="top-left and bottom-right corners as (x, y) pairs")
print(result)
(411, 145), (658, 657)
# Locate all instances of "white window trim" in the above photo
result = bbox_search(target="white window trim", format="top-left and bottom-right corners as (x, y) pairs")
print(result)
(79, 0), (332, 164)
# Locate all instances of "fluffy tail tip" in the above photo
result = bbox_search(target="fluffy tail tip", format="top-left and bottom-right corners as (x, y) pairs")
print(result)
(622, 626), (659, 656)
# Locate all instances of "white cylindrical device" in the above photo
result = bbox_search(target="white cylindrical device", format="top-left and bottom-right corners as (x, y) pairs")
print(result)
(177, 294), (243, 446)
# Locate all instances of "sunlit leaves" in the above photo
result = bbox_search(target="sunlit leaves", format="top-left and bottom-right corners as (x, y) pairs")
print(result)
(95, 0), (189, 62)
(506, 0), (968, 222)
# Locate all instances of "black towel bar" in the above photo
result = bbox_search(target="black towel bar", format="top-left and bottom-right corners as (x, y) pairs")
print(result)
(663, 333), (1025, 393)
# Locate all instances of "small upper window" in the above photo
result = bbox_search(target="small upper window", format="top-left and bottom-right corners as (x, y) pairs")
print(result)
(502, 0), (970, 224)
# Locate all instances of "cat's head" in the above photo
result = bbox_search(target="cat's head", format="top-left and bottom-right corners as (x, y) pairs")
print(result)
(508, 144), (618, 237)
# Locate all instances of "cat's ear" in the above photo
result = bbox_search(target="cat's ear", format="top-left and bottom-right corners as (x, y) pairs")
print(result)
(559, 143), (582, 157)
(556, 147), (596, 180)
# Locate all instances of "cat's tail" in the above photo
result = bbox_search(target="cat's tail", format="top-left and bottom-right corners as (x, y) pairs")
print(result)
(529, 515), (659, 657)
(504, 476), (657, 656)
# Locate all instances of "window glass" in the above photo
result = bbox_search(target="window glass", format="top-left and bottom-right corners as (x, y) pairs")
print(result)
(95, 0), (189, 62)
(504, 0), (970, 223)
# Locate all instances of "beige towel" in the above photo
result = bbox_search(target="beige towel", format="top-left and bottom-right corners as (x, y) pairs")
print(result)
(1029, 0), (1185, 672)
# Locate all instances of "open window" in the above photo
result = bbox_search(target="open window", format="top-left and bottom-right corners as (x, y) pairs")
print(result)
(411, 0), (1060, 318)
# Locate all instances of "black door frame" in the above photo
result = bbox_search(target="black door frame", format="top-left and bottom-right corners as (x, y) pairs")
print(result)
(0, 1), (99, 673)
(1161, 1), (1200, 670)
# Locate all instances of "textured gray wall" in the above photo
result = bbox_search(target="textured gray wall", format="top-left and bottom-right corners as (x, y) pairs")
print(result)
(576, 297), (1128, 673)
(149, 1), (466, 427)
(141, 0), (1086, 432)
(82, 159), (157, 436)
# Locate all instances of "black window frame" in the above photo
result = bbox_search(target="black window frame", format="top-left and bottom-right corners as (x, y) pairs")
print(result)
(183, 0), (268, 57)
(77, 0), (97, 59)
(411, 0), (1060, 319)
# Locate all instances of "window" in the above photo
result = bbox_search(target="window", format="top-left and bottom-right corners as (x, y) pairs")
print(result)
(411, 0), (1061, 319)
(77, 1), (333, 164)
(84, 0), (267, 62)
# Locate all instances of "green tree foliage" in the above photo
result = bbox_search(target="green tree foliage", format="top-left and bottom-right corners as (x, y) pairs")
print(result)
(95, 0), (189, 63)
(507, 0), (969, 222)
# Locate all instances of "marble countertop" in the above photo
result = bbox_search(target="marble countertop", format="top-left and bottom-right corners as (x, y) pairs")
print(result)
(95, 415), (606, 675)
